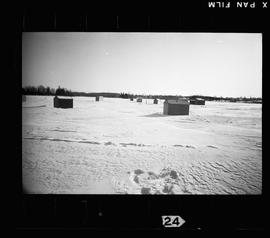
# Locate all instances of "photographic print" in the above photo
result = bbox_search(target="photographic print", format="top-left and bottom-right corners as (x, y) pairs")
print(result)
(22, 32), (262, 195)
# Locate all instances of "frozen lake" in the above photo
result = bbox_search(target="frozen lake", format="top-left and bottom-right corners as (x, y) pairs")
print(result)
(22, 96), (262, 194)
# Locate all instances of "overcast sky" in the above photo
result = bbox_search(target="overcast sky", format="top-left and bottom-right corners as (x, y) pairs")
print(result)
(22, 32), (262, 97)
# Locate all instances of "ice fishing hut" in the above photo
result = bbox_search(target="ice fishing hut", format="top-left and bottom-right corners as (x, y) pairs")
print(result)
(22, 95), (26, 102)
(153, 98), (158, 104)
(190, 98), (205, 105)
(96, 96), (103, 101)
(53, 96), (73, 108)
(163, 98), (190, 115)
(137, 97), (142, 102)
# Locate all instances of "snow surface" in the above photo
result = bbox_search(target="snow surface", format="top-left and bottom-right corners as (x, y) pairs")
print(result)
(22, 96), (262, 194)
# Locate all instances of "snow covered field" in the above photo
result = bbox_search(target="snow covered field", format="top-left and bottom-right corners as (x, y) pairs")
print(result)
(22, 96), (262, 194)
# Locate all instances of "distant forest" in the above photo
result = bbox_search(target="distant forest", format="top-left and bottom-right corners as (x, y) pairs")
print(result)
(22, 85), (262, 103)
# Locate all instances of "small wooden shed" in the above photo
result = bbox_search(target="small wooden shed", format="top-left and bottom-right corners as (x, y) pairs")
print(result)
(96, 96), (103, 101)
(53, 96), (73, 108)
(190, 98), (205, 105)
(163, 98), (190, 115)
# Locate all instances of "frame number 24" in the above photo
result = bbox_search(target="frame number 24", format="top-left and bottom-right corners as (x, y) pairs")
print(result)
(162, 215), (185, 228)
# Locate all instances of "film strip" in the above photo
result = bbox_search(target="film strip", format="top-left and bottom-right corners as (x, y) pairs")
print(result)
(15, 7), (268, 231)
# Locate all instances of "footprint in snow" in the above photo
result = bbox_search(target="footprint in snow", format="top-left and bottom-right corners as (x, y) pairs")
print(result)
(134, 169), (144, 175)
(163, 185), (174, 194)
(134, 175), (139, 184)
(126, 168), (181, 194)
(148, 171), (158, 179)
(141, 187), (151, 194)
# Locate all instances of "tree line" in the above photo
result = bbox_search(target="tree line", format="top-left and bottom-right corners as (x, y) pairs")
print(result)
(22, 85), (262, 103)
(22, 85), (120, 97)
(22, 85), (71, 96)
